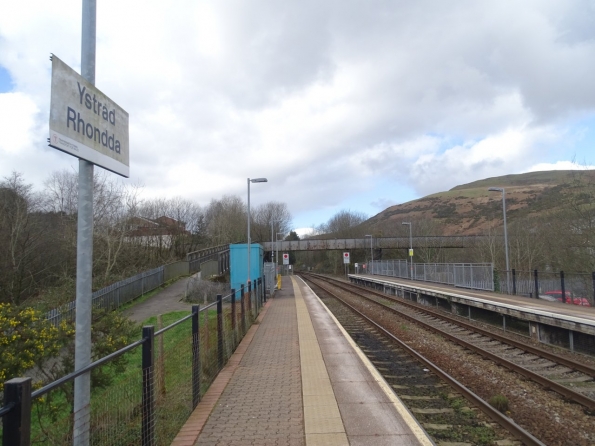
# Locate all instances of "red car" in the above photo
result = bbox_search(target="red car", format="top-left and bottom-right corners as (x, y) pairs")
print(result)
(542, 290), (591, 307)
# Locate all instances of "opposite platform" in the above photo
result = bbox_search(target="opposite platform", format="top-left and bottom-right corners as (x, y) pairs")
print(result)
(172, 276), (433, 446)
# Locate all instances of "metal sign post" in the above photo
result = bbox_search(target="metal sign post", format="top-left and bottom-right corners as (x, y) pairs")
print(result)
(343, 252), (350, 276)
(73, 2), (95, 444)
(47, 2), (129, 444)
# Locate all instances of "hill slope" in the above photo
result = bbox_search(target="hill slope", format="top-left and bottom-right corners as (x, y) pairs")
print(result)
(366, 170), (595, 236)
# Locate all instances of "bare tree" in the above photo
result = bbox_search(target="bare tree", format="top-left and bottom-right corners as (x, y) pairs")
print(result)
(320, 209), (368, 237)
(204, 195), (246, 245)
(413, 218), (447, 263)
(0, 172), (46, 304)
(94, 182), (142, 283)
(252, 201), (292, 243)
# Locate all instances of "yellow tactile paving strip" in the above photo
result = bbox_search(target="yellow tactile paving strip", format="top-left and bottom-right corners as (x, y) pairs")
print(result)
(292, 277), (349, 446)
(298, 277), (434, 446)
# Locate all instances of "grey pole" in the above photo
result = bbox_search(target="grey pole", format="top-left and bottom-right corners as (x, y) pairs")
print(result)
(247, 178), (251, 285)
(247, 178), (267, 286)
(270, 221), (273, 294)
(489, 188), (510, 292)
(74, 1), (96, 444)
(402, 222), (412, 279)
(365, 235), (372, 274)
(409, 224), (413, 279)
(277, 232), (284, 278)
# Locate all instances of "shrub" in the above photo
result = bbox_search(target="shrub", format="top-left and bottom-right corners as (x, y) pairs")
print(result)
(0, 303), (72, 383)
(489, 394), (509, 413)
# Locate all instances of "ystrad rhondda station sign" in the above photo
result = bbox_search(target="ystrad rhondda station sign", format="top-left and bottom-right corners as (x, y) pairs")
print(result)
(49, 55), (129, 177)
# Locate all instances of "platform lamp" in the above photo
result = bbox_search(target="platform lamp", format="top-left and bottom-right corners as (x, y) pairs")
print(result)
(247, 177), (268, 285)
(365, 235), (373, 274)
(488, 187), (510, 293)
(402, 222), (413, 279)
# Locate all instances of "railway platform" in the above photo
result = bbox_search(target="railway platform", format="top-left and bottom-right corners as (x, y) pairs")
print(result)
(172, 275), (433, 446)
(348, 273), (595, 355)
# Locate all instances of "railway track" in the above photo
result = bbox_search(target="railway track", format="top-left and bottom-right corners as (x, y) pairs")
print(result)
(299, 273), (595, 445)
(306, 273), (595, 412)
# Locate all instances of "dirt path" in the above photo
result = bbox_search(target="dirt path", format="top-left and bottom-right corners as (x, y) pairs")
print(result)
(122, 274), (199, 323)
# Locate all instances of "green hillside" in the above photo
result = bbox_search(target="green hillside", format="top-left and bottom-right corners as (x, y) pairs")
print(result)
(366, 169), (595, 236)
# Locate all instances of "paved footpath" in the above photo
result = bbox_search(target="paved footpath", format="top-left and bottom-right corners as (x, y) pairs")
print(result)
(122, 275), (197, 323)
(173, 277), (304, 446)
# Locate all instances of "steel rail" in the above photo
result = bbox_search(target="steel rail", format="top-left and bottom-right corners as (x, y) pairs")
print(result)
(303, 275), (546, 446)
(321, 273), (595, 378)
(304, 273), (595, 412)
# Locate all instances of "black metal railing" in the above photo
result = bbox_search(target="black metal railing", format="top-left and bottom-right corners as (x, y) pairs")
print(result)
(1, 277), (265, 446)
(498, 269), (595, 306)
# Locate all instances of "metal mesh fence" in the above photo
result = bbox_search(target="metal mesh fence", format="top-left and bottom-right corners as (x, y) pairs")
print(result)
(497, 270), (595, 306)
(153, 317), (193, 444)
(28, 348), (145, 445)
(4, 278), (266, 445)
(369, 260), (494, 291)
(185, 276), (230, 305)
(264, 262), (276, 296)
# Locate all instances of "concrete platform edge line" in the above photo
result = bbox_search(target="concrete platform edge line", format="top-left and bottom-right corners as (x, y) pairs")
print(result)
(170, 299), (272, 446)
(295, 276), (435, 446)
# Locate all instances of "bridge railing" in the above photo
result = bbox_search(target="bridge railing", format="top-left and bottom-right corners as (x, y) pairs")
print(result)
(263, 235), (492, 252)
(369, 260), (494, 291)
(1, 278), (266, 446)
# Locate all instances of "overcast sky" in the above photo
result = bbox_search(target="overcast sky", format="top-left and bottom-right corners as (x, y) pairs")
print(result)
(1, 0), (594, 232)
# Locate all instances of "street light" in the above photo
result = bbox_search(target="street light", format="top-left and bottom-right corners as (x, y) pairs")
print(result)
(247, 177), (267, 285)
(276, 231), (284, 280)
(365, 235), (373, 274)
(402, 222), (413, 279)
(488, 187), (510, 292)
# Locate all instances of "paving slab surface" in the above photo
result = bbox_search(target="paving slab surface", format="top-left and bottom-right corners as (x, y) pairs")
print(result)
(191, 277), (303, 446)
(171, 275), (433, 446)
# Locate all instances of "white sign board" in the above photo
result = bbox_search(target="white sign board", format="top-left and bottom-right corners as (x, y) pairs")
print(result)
(283, 253), (289, 265)
(49, 55), (130, 177)
(343, 252), (350, 264)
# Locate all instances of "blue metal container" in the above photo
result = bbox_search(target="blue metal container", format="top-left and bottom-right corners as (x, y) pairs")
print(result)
(230, 244), (264, 296)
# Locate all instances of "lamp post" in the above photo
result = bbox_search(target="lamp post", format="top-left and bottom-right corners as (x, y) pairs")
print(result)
(488, 187), (510, 292)
(277, 231), (284, 278)
(270, 219), (280, 264)
(247, 177), (267, 285)
(402, 222), (413, 279)
(365, 234), (373, 274)
(269, 219), (280, 294)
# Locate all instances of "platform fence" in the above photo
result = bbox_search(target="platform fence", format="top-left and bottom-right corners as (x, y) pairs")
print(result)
(0, 277), (266, 446)
(496, 269), (595, 306)
(369, 260), (494, 291)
